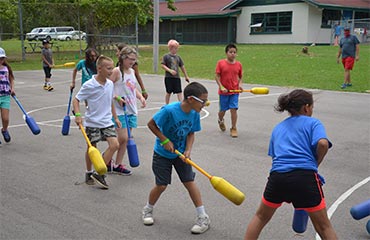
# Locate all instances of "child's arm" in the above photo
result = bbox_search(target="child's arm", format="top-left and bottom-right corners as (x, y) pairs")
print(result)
(72, 98), (82, 126)
(111, 101), (121, 128)
(215, 73), (227, 93)
(180, 65), (190, 83)
(147, 118), (174, 153)
(71, 67), (78, 90)
(133, 64), (148, 99)
(316, 139), (329, 166)
(184, 132), (195, 159)
(41, 53), (53, 68)
(135, 89), (146, 108)
(161, 57), (177, 76)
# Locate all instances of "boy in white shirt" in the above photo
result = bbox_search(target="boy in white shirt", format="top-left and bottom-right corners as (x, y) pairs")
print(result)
(73, 55), (120, 189)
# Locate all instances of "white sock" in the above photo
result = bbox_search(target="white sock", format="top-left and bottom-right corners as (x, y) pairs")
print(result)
(146, 203), (154, 209)
(196, 205), (206, 216)
(86, 170), (93, 173)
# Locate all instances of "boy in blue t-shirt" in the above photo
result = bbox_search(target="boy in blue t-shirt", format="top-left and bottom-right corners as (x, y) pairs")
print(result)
(142, 82), (211, 234)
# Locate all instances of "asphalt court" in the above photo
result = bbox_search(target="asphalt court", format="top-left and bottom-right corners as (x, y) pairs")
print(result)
(1, 69), (369, 240)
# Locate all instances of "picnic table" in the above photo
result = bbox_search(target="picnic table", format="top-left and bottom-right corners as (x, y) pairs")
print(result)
(25, 42), (59, 53)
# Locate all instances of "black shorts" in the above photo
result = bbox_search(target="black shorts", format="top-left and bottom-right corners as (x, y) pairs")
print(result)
(152, 151), (195, 185)
(43, 66), (52, 78)
(262, 170), (326, 212)
(164, 77), (182, 94)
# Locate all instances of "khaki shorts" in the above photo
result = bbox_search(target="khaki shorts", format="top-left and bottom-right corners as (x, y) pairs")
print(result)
(86, 125), (116, 144)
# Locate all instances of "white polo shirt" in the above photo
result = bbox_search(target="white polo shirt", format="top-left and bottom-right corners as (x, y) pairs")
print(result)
(76, 76), (114, 128)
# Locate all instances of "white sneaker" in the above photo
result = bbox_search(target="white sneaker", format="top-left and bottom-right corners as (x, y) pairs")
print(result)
(191, 214), (210, 234)
(142, 206), (154, 225)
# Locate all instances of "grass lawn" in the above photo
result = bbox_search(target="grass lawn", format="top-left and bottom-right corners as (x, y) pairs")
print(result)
(1, 39), (369, 92)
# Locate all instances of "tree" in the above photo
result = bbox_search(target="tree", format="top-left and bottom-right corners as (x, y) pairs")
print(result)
(1, 0), (176, 45)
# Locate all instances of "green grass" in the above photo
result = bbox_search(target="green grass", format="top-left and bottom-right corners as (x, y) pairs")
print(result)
(1, 39), (369, 92)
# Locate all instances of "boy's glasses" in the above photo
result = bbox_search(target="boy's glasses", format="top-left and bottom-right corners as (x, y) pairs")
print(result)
(188, 95), (210, 107)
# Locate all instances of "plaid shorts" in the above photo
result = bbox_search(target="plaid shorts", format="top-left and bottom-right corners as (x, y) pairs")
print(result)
(86, 125), (116, 144)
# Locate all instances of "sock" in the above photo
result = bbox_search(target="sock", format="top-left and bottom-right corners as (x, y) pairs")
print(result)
(47, 82), (51, 86)
(86, 170), (93, 173)
(196, 205), (206, 216)
(44, 82), (47, 86)
(146, 203), (154, 209)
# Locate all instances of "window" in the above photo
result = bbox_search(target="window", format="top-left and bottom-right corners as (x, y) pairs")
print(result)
(321, 9), (341, 28)
(251, 11), (292, 34)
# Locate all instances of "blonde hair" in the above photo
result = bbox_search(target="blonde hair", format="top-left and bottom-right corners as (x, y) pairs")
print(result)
(167, 39), (179, 48)
(96, 55), (113, 67)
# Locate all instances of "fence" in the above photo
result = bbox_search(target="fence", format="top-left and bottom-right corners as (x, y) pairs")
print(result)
(330, 18), (370, 45)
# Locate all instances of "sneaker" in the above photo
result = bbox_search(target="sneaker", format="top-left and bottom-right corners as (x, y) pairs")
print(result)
(191, 214), (210, 234)
(2, 129), (11, 142)
(142, 206), (154, 225)
(218, 119), (226, 132)
(230, 127), (238, 138)
(43, 85), (48, 90)
(47, 85), (54, 91)
(347, 83), (352, 87)
(91, 173), (109, 189)
(112, 164), (132, 176)
(85, 172), (95, 185)
(341, 83), (347, 89)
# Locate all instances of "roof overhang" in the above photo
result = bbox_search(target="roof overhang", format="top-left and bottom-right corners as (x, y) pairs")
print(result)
(304, 0), (370, 11)
(160, 9), (241, 20)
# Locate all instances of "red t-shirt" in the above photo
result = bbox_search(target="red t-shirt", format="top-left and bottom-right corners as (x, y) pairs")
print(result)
(215, 59), (243, 95)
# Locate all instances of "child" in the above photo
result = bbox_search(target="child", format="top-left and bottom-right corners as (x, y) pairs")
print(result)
(161, 39), (190, 104)
(115, 43), (148, 100)
(72, 55), (120, 189)
(41, 40), (54, 91)
(109, 46), (146, 175)
(70, 48), (98, 90)
(142, 82), (210, 234)
(0, 47), (15, 144)
(215, 43), (243, 138)
(244, 89), (337, 240)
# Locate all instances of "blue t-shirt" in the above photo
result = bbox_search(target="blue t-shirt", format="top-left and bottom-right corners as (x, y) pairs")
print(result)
(153, 102), (201, 159)
(268, 115), (332, 173)
(340, 35), (360, 58)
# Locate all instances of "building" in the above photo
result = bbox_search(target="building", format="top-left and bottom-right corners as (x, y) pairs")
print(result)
(138, 0), (370, 44)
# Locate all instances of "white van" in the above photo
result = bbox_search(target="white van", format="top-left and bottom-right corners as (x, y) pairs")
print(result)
(26, 27), (45, 41)
(37, 26), (75, 41)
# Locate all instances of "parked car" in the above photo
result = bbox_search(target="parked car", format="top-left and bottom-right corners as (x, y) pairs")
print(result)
(37, 26), (75, 41)
(57, 31), (86, 41)
(26, 28), (45, 41)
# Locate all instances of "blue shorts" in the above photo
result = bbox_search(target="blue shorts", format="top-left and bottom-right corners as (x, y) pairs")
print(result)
(0, 95), (11, 109)
(219, 94), (239, 111)
(152, 151), (195, 185)
(113, 114), (137, 128)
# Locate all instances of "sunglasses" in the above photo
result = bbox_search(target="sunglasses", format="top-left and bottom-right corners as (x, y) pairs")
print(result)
(189, 95), (210, 107)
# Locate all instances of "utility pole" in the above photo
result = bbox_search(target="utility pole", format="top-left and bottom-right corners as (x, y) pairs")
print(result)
(18, 0), (25, 61)
(153, 0), (159, 73)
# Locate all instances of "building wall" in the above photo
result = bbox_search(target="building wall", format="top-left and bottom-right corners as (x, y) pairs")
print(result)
(236, 2), (331, 44)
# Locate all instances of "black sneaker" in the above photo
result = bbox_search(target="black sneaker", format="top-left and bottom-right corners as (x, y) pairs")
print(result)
(91, 173), (109, 189)
(85, 172), (95, 185)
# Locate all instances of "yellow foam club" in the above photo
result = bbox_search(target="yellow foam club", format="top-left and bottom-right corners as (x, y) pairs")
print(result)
(229, 87), (269, 94)
(54, 62), (76, 68)
(79, 123), (107, 175)
(175, 150), (245, 205)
